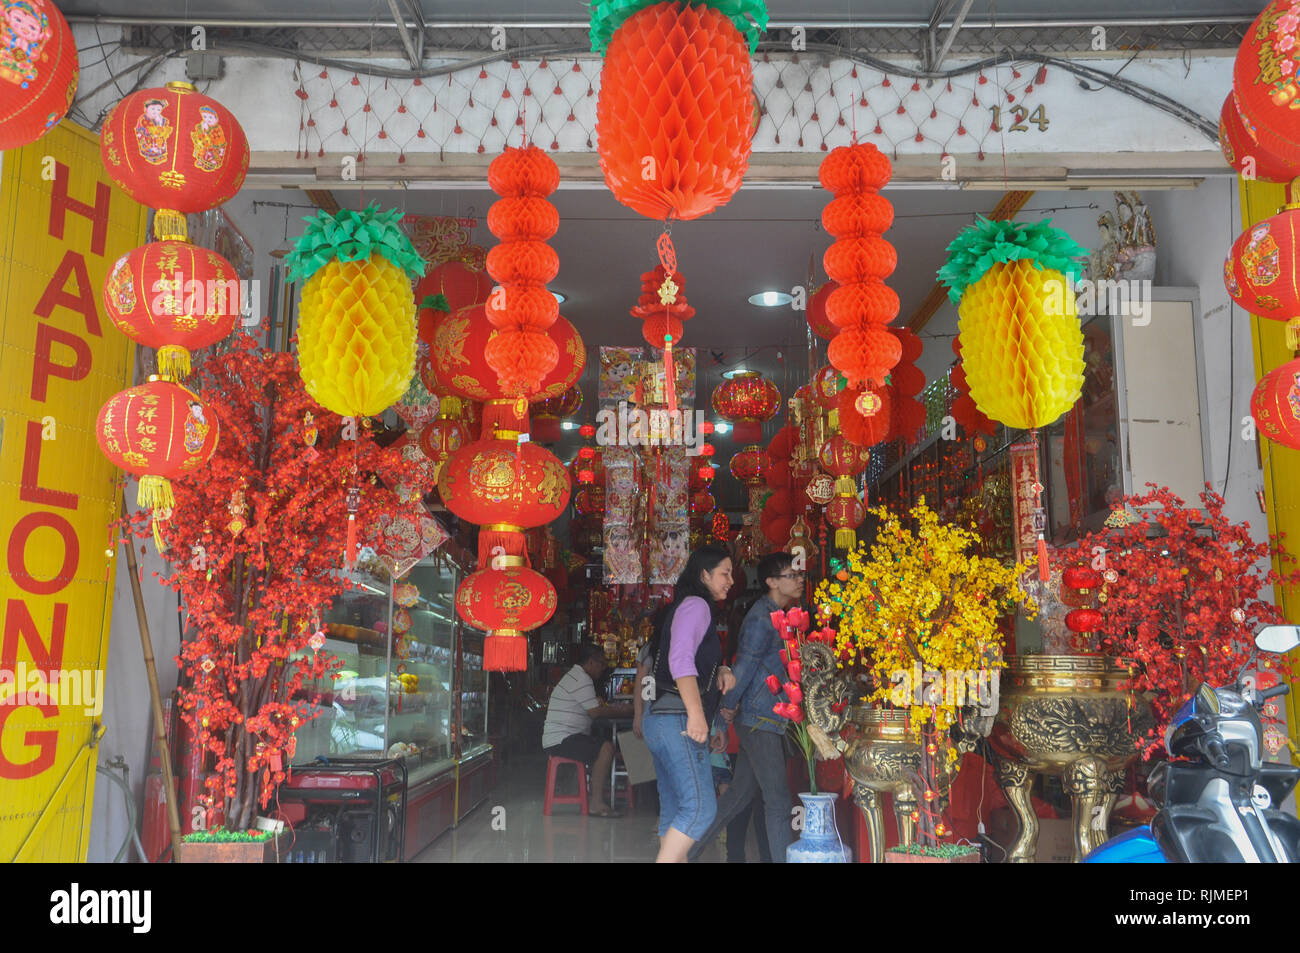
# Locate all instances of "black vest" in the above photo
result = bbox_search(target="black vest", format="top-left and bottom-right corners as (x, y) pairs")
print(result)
(651, 598), (722, 723)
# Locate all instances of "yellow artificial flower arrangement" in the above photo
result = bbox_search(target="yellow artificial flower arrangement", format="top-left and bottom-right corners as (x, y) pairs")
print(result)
(814, 497), (1037, 748)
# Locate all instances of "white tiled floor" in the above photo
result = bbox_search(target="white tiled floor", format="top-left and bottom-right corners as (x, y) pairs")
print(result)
(410, 754), (745, 863)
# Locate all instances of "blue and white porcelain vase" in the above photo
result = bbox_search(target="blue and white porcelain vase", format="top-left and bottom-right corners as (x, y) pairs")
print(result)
(786, 792), (851, 863)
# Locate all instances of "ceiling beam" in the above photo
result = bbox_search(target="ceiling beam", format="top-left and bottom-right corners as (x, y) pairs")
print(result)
(932, 0), (977, 74)
(904, 189), (1034, 334)
(303, 189), (340, 213)
(384, 0), (421, 69)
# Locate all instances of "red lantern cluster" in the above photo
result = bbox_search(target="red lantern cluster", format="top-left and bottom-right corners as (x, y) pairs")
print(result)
(950, 335), (997, 438)
(889, 327), (929, 445)
(485, 146), (562, 395)
(818, 434), (870, 549)
(596, 2), (755, 221)
(101, 82), (250, 242)
(1251, 356), (1300, 450)
(713, 371), (781, 444)
(0, 0), (78, 150)
(820, 143), (901, 388)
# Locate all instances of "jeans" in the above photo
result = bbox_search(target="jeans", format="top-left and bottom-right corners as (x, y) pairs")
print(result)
(726, 794), (772, 863)
(689, 728), (793, 862)
(642, 711), (717, 841)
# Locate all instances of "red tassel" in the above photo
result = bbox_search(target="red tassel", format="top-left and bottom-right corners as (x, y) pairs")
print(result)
(484, 634), (528, 671)
(346, 515), (357, 567)
(664, 340), (677, 415)
(1037, 535), (1050, 582)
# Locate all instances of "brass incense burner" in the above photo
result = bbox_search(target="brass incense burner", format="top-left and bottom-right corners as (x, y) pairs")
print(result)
(986, 654), (1151, 862)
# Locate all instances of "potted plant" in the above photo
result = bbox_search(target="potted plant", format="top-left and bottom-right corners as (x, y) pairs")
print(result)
(124, 335), (428, 854)
(765, 607), (853, 863)
(814, 497), (1036, 859)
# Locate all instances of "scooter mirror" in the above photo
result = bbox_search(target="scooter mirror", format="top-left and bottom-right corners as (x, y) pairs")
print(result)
(1255, 625), (1300, 654)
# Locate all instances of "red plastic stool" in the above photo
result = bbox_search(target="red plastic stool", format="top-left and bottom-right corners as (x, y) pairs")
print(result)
(544, 756), (589, 816)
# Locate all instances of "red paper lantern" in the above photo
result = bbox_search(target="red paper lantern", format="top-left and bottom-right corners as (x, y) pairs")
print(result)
(813, 364), (844, 410)
(101, 82), (249, 240)
(596, 2), (755, 221)
(456, 566), (558, 671)
(827, 324), (903, 388)
(1062, 566), (1103, 590)
(825, 280), (901, 331)
(768, 425), (799, 461)
(96, 379), (220, 508)
(426, 305), (585, 402)
(807, 283), (838, 340)
(690, 490), (716, 519)
(838, 382), (893, 448)
(712, 371), (781, 443)
(819, 142), (892, 193)
(825, 494), (866, 550)
(487, 196), (561, 242)
(437, 434), (571, 530)
(419, 416), (469, 469)
(1251, 356), (1300, 450)
(1233, 2), (1300, 168)
(1065, 608), (1104, 633)
(573, 486), (605, 516)
(1224, 208), (1300, 343)
(690, 461), (718, 491)
(0, 0), (78, 150)
(818, 434), (871, 480)
(416, 260), (494, 345)
(729, 444), (766, 486)
(103, 241), (242, 379)
(1219, 92), (1297, 182)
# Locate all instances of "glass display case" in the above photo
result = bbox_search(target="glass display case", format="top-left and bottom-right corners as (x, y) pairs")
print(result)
(293, 553), (489, 787)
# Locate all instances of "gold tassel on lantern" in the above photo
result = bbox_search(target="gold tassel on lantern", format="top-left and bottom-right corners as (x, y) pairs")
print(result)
(154, 208), (188, 242)
(137, 474), (175, 510)
(835, 526), (857, 550)
(156, 344), (192, 381)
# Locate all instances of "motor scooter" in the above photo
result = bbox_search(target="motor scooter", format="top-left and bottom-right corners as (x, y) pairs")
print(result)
(1084, 625), (1300, 863)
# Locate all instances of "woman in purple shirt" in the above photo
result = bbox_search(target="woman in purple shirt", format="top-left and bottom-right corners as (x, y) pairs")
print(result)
(642, 546), (737, 863)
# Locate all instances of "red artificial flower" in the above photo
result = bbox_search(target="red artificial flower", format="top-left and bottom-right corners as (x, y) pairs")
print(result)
(769, 609), (788, 633)
(788, 659), (802, 682)
(786, 607), (810, 632)
(779, 649), (789, 666)
(765, 674), (782, 694)
(787, 704), (805, 724)
(784, 681), (803, 704)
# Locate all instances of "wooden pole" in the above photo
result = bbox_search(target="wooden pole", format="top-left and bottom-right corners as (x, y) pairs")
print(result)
(121, 505), (185, 860)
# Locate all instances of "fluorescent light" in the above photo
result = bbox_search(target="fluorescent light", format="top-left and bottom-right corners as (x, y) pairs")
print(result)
(553, 291), (566, 304)
(749, 291), (793, 307)
(715, 422), (732, 433)
(721, 368), (749, 380)
(561, 421), (578, 431)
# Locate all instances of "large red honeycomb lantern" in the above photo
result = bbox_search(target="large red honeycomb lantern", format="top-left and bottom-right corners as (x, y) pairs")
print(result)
(594, 1), (764, 221)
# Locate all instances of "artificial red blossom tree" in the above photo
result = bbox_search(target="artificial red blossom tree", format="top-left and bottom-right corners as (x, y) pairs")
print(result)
(125, 334), (427, 831)
(1077, 484), (1298, 754)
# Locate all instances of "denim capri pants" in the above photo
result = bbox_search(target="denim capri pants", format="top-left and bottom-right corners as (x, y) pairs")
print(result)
(642, 709), (717, 841)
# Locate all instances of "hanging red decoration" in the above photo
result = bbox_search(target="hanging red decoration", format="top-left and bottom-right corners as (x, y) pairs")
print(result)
(485, 145), (562, 395)
(838, 382), (892, 448)
(1233, 1), (1300, 169)
(1062, 566), (1103, 591)
(710, 510), (731, 541)
(530, 384), (583, 443)
(729, 444), (767, 486)
(418, 412), (469, 478)
(1224, 207), (1300, 348)
(416, 260), (494, 344)
(631, 263), (696, 349)
(807, 282), (838, 340)
(819, 142), (901, 388)
(437, 429), (572, 533)
(455, 566), (558, 671)
(1219, 93), (1297, 182)
(425, 305), (585, 402)
(1251, 356), (1300, 450)
(712, 371), (781, 443)
(102, 241), (242, 379)
(691, 461), (718, 491)
(96, 380), (220, 510)
(691, 490), (717, 519)
(0, 0), (78, 151)
(1065, 608), (1104, 634)
(100, 82), (250, 241)
(595, 2), (757, 221)
(825, 494), (867, 550)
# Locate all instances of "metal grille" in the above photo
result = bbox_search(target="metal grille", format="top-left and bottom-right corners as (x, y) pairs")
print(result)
(120, 20), (1248, 60)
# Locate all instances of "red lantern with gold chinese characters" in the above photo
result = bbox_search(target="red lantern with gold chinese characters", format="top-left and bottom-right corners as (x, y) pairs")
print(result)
(713, 371), (781, 444)
(0, 0), (78, 151)
(96, 379), (220, 510)
(102, 241), (242, 380)
(1251, 356), (1300, 450)
(1219, 92), (1297, 182)
(456, 566), (558, 671)
(825, 494), (866, 550)
(101, 82), (250, 241)
(818, 435), (870, 491)
(1225, 208), (1300, 347)
(1233, 1), (1300, 169)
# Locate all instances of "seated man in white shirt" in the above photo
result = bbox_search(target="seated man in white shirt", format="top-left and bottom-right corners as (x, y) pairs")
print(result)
(542, 643), (633, 817)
